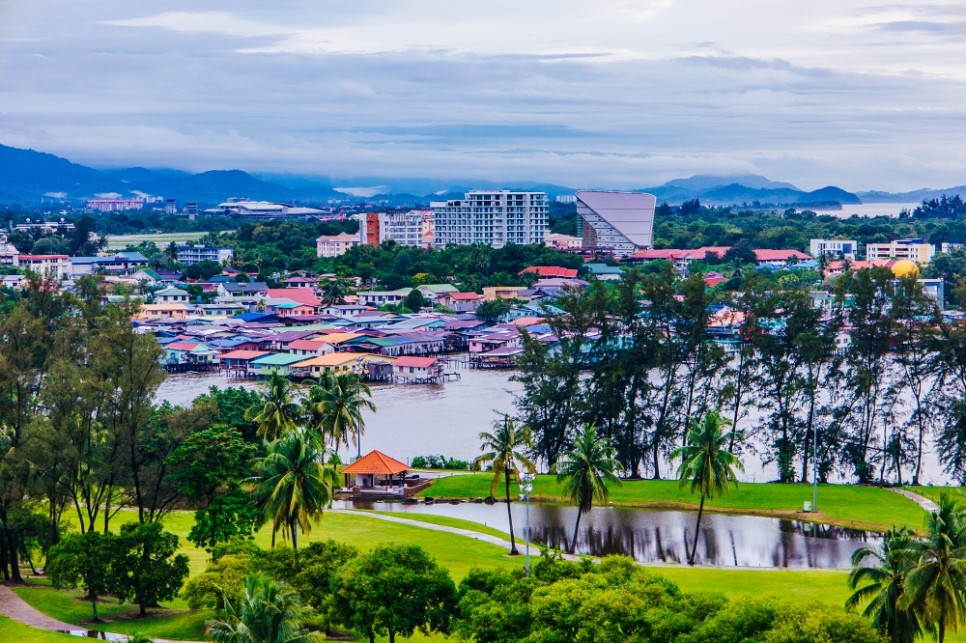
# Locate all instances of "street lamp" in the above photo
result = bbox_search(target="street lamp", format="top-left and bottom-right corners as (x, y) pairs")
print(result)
(519, 472), (535, 578)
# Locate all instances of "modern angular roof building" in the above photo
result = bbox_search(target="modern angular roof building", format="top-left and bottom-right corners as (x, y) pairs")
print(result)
(575, 190), (657, 257)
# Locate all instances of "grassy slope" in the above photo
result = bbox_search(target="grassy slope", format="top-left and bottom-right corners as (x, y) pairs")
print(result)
(25, 497), (958, 642)
(425, 474), (928, 532)
(0, 616), (77, 642)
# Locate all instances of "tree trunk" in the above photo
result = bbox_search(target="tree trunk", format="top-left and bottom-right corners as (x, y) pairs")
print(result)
(291, 520), (299, 554)
(688, 496), (705, 566)
(504, 470), (518, 555)
(569, 506), (583, 555)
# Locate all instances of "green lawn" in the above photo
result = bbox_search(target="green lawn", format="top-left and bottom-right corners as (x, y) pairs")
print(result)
(104, 231), (216, 249)
(905, 485), (966, 506)
(365, 510), (512, 540)
(21, 496), (944, 642)
(0, 616), (77, 642)
(424, 474), (928, 532)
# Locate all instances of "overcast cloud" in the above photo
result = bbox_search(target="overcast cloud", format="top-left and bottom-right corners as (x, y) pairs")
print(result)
(1, 1), (965, 191)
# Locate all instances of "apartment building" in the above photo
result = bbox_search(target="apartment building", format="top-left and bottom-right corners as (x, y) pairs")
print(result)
(431, 190), (548, 248)
(317, 232), (360, 257)
(865, 239), (935, 264)
(809, 239), (857, 260)
(359, 211), (424, 247)
(176, 244), (234, 265)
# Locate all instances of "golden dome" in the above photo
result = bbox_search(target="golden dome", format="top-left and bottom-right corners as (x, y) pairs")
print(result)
(891, 259), (920, 278)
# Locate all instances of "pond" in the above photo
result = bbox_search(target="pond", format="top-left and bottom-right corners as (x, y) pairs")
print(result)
(339, 500), (879, 569)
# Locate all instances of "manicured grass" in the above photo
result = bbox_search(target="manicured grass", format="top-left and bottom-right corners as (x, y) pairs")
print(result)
(905, 485), (966, 507)
(0, 616), (77, 642)
(104, 231), (215, 248)
(423, 474), (927, 532)
(364, 510), (511, 540)
(12, 585), (211, 640)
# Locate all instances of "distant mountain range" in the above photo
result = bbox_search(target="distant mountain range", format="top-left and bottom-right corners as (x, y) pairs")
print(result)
(0, 143), (962, 209)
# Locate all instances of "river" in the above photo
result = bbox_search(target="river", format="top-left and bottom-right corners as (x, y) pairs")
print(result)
(155, 365), (949, 484)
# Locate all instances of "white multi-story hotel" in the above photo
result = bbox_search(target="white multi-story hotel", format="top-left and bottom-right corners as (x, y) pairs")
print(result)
(575, 190), (656, 257)
(810, 239), (858, 260)
(431, 190), (548, 248)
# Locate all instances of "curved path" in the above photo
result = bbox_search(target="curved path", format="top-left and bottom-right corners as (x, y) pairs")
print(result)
(0, 584), (202, 643)
(889, 488), (939, 513)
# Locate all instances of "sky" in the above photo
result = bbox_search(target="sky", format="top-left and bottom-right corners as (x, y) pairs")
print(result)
(1, 1), (965, 192)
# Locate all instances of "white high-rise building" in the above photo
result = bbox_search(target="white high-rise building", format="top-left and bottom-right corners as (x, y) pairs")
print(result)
(431, 190), (548, 248)
(359, 211), (424, 247)
(575, 190), (656, 257)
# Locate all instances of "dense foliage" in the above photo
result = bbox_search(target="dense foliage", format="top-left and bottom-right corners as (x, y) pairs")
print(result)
(514, 264), (966, 486)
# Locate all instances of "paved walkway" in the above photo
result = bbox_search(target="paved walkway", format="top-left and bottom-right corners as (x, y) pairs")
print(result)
(890, 487), (939, 513)
(0, 584), (202, 643)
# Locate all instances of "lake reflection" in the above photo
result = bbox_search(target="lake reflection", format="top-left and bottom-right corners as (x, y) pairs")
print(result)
(342, 501), (878, 568)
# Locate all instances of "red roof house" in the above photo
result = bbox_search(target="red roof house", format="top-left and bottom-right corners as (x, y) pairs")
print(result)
(519, 265), (579, 278)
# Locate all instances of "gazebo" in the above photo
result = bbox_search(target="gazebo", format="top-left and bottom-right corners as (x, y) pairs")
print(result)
(341, 450), (410, 494)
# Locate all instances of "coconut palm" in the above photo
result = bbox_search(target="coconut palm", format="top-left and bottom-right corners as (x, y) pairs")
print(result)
(671, 411), (744, 565)
(554, 424), (622, 554)
(846, 526), (921, 643)
(207, 573), (319, 643)
(902, 494), (966, 643)
(253, 431), (339, 556)
(309, 372), (375, 458)
(472, 416), (535, 556)
(246, 370), (302, 440)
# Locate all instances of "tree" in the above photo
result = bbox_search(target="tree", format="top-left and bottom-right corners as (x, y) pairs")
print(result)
(403, 287), (428, 312)
(245, 371), (303, 441)
(472, 416), (535, 555)
(475, 299), (511, 324)
(207, 573), (320, 643)
(112, 522), (190, 617)
(554, 424), (622, 554)
(671, 411), (744, 565)
(903, 494), (966, 643)
(253, 431), (339, 556)
(46, 531), (115, 621)
(168, 424), (258, 551)
(309, 372), (375, 458)
(320, 277), (351, 307)
(331, 544), (457, 643)
(846, 526), (921, 643)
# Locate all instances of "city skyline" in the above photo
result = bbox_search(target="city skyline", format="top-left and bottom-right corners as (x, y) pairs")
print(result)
(1, 1), (965, 192)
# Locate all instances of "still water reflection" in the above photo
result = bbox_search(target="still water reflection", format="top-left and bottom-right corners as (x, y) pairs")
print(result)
(342, 501), (878, 568)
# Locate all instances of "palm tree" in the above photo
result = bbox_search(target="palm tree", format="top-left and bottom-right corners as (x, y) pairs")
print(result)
(472, 416), (535, 556)
(320, 277), (351, 308)
(253, 432), (339, 556)
(554, 424), (622, 554)
(246, 370), (302, 440)
(846, 526), (921, 643)
(309, 372), (375, 458)
(670, 411), (744, 565)
(207, 573), (319, 643)
(902, 494), (966, 643)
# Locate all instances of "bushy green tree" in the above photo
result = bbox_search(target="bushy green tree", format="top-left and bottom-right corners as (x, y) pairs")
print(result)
(331, 544), (457, 643)
(46, 531), (116, 620)
(112, 522), (190, 616)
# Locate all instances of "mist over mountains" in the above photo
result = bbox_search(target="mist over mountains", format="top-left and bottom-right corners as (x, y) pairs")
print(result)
(0, 143), (961, 209)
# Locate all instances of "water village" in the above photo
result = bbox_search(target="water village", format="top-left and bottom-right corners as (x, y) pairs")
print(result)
(130, 267), (575, 383)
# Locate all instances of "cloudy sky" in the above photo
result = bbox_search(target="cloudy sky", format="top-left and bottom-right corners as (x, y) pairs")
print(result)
(1, 1), (965, 191)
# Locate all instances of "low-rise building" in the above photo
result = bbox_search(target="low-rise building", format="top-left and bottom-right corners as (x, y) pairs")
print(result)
(317, 233), (360, 257)
(866, 239), (935, 264)
(176, 244), (234, 266)
(810, 239), (858, 260)
(15, 254), (71, 278)
(357, 288), (413, 307)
